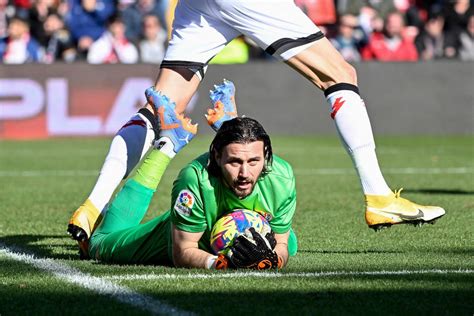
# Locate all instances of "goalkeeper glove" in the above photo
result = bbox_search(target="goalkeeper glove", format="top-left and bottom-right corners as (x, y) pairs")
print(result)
(213, 254), (233, 270)
(229, 227), (282, 270)
(205, 79), (237, 131)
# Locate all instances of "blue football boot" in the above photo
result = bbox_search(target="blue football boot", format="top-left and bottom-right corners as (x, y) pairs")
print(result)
(145, 87), (197, 153)
(206, 79), (238, 131)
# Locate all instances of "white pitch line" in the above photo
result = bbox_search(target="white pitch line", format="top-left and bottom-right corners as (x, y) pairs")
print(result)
(104, 269), (474, 281)
(293, 167), (474, 175)
(0, 243), (193, 316)
(1, 167), (473, 177)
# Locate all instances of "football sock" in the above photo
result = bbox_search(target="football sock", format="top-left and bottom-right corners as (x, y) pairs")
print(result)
(88, 110), (156, 214)
(325, 83), (391, 196)
(132, 143), (172, 190)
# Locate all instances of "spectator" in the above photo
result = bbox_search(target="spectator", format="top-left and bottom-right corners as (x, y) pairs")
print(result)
(457, 14), (474, 61)
(87, 14), (138, 64)
(13, 0), (30, 20)
(358, 5), (384, 36)
(0, 15), (41, 63)
(28, 0), (56, 46)
(1, 0), (16, 38)
(43, 12), (76, 63)
(66, 0), (115, 58)
(331, 14), (368, 62)
(443, 0), (473, 37)
(139, 14), (166, 63)
(341, 1), (396, 20)
(362, 11), (418, 61)
(121, 0), (167, 42)
(294, 0), (337, 26)
(415, 11), (450, 60)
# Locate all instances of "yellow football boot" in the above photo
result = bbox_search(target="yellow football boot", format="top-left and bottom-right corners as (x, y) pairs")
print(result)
(365, 189), (445, 231)
(67, 199), (102, 259)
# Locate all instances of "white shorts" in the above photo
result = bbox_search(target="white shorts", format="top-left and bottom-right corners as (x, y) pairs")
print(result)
(162, 0), (322, 77)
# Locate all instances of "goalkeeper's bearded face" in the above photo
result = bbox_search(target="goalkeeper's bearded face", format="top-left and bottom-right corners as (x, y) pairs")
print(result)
(216, 141), (265, 199)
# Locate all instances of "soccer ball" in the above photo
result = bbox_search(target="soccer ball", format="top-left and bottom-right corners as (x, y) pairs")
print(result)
(210, 209), (271, 255)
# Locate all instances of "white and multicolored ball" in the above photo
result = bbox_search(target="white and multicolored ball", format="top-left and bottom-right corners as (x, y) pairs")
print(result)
(210, 209), (271, 255)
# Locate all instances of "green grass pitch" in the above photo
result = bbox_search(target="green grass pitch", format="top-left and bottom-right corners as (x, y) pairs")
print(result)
(1, 135), (473, 315)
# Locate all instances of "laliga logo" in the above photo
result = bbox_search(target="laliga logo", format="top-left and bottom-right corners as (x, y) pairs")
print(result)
(0, 78), (198, 137)
(178, 191), (194, 208)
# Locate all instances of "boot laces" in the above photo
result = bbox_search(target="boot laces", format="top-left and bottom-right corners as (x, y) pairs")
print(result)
(394, 188), (404, 198)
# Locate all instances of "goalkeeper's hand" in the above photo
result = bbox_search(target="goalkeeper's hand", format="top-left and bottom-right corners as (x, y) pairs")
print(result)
(205, 79), (237, 131)
(229, 227), (282, 270)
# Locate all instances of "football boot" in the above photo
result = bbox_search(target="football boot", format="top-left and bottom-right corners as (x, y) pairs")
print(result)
(67, 199), (102, 259)
(365, 189), (445, 231)
(145, 87), (197, 153)
(206, 79), (237, 131)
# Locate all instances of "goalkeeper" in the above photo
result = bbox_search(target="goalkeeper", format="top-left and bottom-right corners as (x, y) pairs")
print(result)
(88, 81), (296, 269)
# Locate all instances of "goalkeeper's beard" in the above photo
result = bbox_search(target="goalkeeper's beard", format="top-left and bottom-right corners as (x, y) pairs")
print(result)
(228, 176), (256, 199)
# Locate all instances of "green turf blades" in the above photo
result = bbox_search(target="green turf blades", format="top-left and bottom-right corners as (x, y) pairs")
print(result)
(0, 136), (473, 315)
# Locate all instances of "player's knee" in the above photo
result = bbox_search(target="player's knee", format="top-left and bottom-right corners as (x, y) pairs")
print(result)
(340, 62), (357, 85)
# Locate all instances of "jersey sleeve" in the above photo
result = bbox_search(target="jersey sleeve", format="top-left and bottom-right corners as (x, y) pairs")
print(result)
(269, 166), (297, 234)
(170, 164), (207, 233)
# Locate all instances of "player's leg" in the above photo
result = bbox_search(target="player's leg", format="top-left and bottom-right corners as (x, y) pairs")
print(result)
(67, 109), (158, 257)
(90, 91), (197, 263)
(215, 0), (445, 230)
(142, 0), (240, 115)
(286, 40), (445, 230)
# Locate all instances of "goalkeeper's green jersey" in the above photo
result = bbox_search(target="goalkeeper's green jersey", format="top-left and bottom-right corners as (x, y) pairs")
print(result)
(170, 152), (297, 254)
(90, 152), (296, 264)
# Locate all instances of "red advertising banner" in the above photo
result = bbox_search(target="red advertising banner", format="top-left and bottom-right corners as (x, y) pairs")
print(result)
(1, 62), (473, 138)
(0, 64), (159, 139)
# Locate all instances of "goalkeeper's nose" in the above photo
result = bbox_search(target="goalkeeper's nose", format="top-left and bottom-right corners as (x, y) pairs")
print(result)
(238, 164), (250, 178)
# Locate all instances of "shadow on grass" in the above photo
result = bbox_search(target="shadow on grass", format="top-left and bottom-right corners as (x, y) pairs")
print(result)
(1, 257), (472, 315)
(299, 249), (403, 254)
(0, 234), (78, 260)
(403, 188), (474, 195)
(1, 236), (473, 315)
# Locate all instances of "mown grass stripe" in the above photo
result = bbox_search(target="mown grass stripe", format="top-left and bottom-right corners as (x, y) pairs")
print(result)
(1, 167), (473, 177)
(0, 243), (193, 316)
(103, 269), (474, 281)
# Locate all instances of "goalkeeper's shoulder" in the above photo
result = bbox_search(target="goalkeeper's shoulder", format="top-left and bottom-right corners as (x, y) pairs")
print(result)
(268, 155), (295, 181)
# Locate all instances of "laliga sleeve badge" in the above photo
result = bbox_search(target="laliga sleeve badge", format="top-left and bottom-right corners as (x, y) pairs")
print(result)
(174, 190), (195, 217)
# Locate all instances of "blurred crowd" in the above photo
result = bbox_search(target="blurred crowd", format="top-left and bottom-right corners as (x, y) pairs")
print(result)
(0, 0), (473, 64)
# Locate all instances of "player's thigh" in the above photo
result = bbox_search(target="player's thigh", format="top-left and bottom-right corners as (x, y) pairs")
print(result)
(158, 0), (239, 111)
(214, 0), (319, 58)
(213, 0), (356, 89)
(286, 37), (358, 90)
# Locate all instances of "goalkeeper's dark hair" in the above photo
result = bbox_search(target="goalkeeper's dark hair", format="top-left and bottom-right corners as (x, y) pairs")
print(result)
(208, 117), (273, 177)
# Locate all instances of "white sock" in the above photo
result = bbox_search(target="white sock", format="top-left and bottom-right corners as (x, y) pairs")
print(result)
(325, 83), (391, 196)
(88, 111), (156, 213)
(88, 135), (128, 213)
(154, 137), (176, 159)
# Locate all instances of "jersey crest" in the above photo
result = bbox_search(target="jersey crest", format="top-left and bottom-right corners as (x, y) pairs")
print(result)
(174, 190), (195, 217)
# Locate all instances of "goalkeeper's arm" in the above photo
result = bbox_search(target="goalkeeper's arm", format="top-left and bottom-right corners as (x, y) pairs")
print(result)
(274, 231), (290, 268)
(171, 225), (230, 269)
